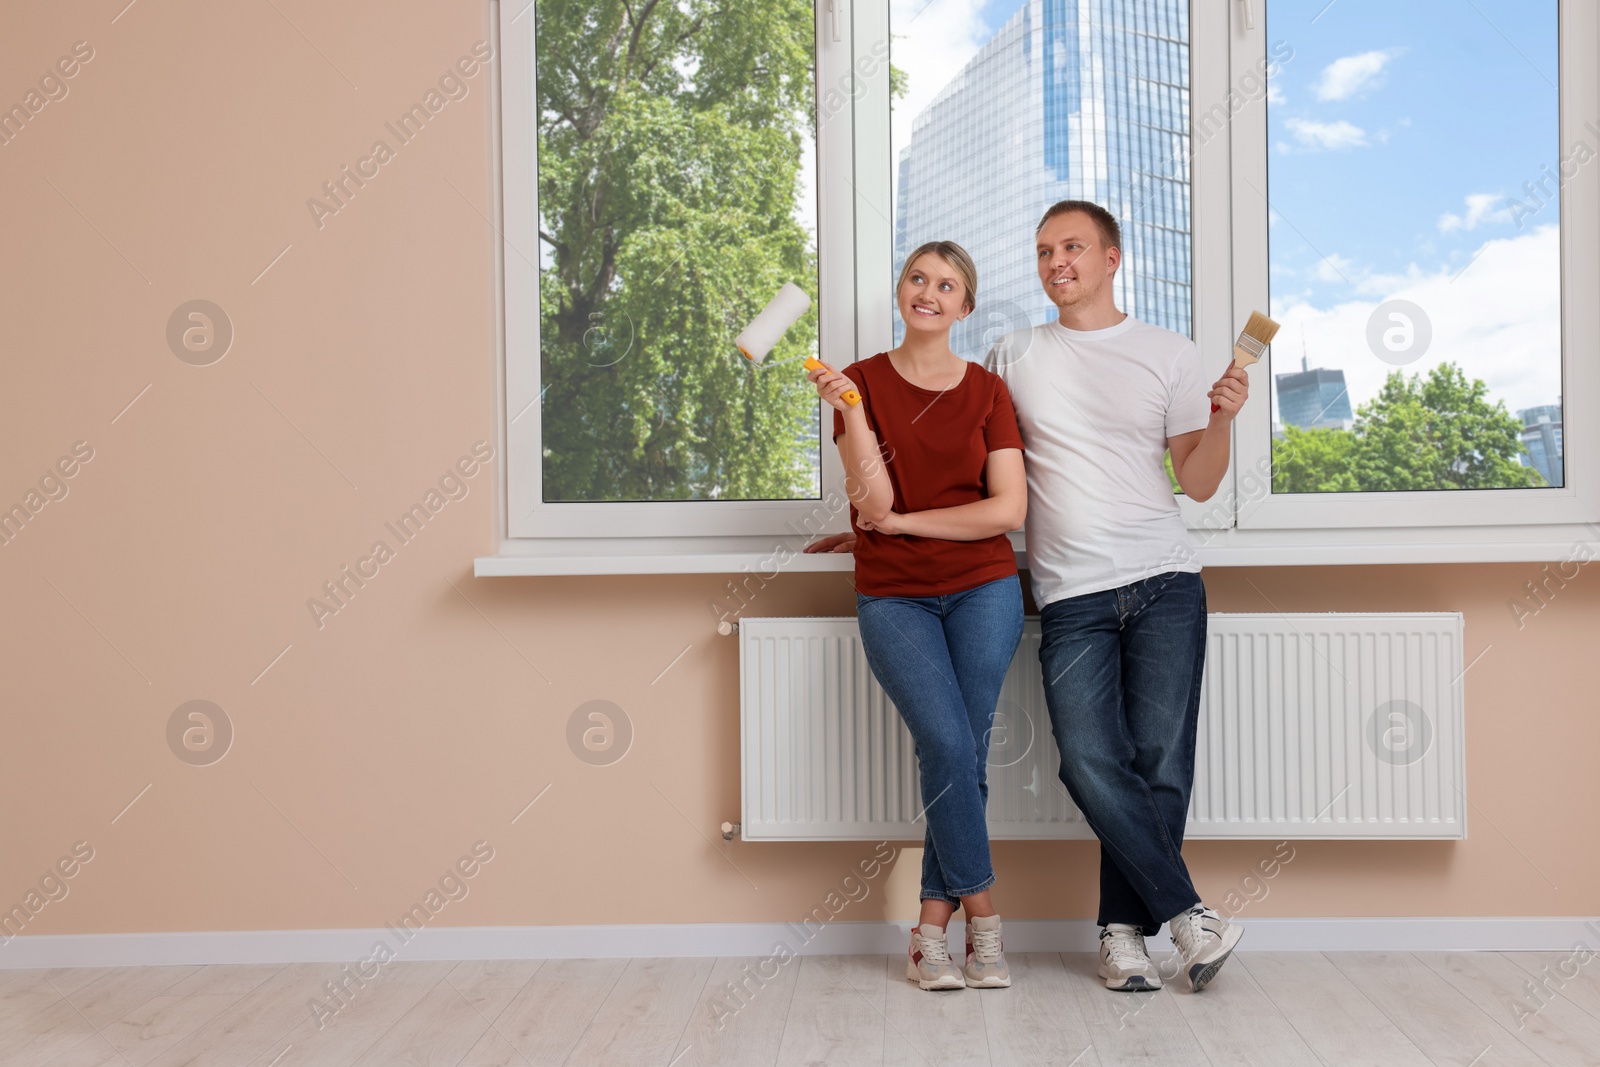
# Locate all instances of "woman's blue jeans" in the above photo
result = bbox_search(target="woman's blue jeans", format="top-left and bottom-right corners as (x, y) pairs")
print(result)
(855, 575), (1024, 904)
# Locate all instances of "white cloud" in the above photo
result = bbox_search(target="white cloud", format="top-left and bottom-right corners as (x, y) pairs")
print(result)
(1438, 193), (1511, 233)
(1286, 118), (1368, 151)
(1271, 226), (1562, 419)
(1314, 253), (1356, 283)
(1314, 50), (1395, 101)
(1267, 82), (1285, 106)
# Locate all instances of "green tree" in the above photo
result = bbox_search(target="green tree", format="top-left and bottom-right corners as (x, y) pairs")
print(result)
(1348, 363), (1544, 489)
(536, 0), (822, 501)
(1272, 425), (1359, 493)
(1271, 362), (1544, 492)
(888, 50), (909, 103)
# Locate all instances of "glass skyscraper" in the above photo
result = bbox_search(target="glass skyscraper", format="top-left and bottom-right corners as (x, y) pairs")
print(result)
(893, 0), (1192, 357)
(1275, 367), (1355, 431)
(1518, 403), (1563, 487)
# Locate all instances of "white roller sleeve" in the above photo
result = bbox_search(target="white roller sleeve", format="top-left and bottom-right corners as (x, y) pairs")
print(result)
(735, 283), (811, 363)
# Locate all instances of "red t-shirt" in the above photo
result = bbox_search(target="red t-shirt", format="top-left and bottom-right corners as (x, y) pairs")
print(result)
(831, 352), (1025, 597)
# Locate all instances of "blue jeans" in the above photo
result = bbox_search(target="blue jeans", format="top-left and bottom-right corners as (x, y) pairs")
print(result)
(856, 575), (1024, 904)
(1038, 570), (1207, 934)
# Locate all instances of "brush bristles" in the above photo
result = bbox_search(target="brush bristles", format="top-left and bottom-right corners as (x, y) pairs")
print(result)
(1239, 310), (1281, 346)
(1231, 310), (1280, 368)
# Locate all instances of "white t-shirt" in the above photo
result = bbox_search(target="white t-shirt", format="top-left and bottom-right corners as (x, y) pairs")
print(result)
(985, 315), (1212, 608)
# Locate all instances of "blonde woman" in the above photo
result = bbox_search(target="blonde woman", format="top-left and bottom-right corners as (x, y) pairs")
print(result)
(805, 241), (1027, 990)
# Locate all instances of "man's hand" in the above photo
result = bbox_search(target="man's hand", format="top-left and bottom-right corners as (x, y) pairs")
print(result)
(803, 532), (857, 554)
(1208, 365), (1250, 422)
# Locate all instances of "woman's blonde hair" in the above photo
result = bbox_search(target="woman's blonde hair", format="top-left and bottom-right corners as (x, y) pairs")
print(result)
(895, 240), (978, 316)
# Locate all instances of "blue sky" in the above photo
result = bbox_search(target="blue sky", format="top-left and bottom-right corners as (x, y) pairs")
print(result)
(1265, 0), (1564, 416)
(1267, 0), (1558, 315)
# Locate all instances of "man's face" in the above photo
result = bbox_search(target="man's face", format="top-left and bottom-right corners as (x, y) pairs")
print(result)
(1035, 211), (1119, 314)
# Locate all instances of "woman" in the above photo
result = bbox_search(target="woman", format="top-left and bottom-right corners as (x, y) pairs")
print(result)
(806, 241), (1027, 990)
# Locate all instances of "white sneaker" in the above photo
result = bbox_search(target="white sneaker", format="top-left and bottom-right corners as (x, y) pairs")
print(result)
(1097, 923), (1162, 991)
(906, 924), (964, 990)
(1169, 904), (1243, 991)
(963, 914), (1011, 988)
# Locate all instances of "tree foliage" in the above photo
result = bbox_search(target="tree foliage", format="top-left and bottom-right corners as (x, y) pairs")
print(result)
(537, 0), (821, 501)
(1272, 362), (1544, 492)
(1272, 425), (1359, 493)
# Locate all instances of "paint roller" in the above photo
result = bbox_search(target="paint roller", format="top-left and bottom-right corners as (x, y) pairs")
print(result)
(736, 283), (860, 406)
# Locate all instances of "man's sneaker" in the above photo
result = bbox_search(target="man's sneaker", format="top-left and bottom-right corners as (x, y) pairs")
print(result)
(1097, 923), (1162, 991)
(1169, 904), (1244, 991)
(963, 914), (1011, 988)
(906, 924), (964, 990)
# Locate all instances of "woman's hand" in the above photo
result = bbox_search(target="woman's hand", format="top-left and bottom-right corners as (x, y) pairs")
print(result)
(803, 532), (857, 554)
(856, 511), (904, 535)
(806, 360), (860, 414)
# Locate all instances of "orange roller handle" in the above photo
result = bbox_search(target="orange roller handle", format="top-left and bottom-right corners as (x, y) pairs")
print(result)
(804, 357), (861, 406)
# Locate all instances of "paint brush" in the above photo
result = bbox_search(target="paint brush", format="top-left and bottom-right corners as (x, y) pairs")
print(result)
(1213, 310), (1280, 413)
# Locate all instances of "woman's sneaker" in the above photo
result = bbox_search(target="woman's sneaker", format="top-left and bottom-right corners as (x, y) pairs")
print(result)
(1169, 904), (1244, 991)
(1097, 923), (1162, 991)
(963, 915), (1011, 988)
(906, 924), (964, 990)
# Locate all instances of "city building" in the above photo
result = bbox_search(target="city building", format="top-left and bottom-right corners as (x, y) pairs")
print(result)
(1518, 402), (1563, 487)
(892, 0), (1191, 356)
(1275, 365), (1354, 431)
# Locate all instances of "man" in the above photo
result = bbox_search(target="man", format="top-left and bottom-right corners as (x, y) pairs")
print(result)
(808, 199), (1250, 993)
(986, 199), (1249, 993)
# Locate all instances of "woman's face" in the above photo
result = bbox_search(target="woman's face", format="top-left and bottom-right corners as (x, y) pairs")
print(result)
(898, 254), (971, 335)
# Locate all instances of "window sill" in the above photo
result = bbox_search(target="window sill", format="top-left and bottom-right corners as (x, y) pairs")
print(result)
(475, 522), (1598, 576)
(474, 551), (856, 577)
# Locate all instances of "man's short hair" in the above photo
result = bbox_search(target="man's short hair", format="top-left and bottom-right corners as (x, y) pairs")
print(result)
(1035, 200), (1122, 252)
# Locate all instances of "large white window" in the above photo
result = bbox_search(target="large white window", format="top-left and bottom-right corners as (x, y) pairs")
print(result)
(485, 0), (1600, 574)
(865, 0), (1224, 532)
(498, 0), (860, 555)
(879, 0), (1193, 354)
(1228, 0), (1596, 534)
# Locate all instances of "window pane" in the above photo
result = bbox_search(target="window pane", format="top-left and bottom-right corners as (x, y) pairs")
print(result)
(890, 0), (1193, 356)
(536, 1), (821, 502)
(1266, 0), (1562, 492)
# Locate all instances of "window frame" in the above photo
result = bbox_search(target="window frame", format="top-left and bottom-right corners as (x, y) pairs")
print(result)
(482, 0), (1600, 576)
(498, 0), (854, 544)
(1224, 0), (1599, 532)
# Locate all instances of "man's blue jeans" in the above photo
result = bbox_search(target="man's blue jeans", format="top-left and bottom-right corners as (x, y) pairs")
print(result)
(1038, 570), (1207, 934)
(856, 575), (1024, 904)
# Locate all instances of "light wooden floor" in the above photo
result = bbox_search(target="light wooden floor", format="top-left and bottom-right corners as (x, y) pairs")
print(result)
(2, 951), (1598, 1066)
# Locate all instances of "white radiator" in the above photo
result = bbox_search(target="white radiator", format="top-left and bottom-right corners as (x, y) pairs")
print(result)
(739, 614), (1465, 841)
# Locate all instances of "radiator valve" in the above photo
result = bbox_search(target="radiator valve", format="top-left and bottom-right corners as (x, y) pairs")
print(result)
(720, 821), (742, 841)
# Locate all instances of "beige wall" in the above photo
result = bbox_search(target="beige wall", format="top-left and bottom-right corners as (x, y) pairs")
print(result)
(1, 1), (1595, 945)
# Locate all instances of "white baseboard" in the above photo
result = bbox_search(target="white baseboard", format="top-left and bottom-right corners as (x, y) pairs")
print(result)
(4, 917), (1598, 969)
